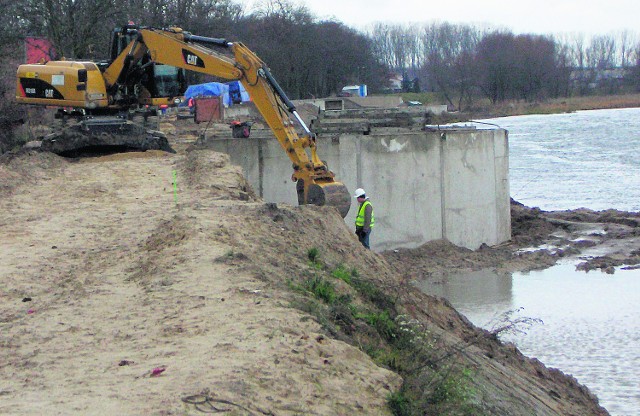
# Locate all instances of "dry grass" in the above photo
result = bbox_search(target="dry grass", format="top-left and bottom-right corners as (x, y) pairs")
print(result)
(480, 93), (640, 117)
(400, 91), (640, 120)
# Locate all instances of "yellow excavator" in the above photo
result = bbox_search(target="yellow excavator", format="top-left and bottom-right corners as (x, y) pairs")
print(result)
(15, 24), (350, 217)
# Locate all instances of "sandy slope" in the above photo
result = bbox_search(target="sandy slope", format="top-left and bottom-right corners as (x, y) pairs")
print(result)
(0, 150), (400, 415)
(0, 142), (613, 416)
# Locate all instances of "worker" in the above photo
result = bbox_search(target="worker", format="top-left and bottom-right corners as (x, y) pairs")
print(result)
(354, 188), (375, 249)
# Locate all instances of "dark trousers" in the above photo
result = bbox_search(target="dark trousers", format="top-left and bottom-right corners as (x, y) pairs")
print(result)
(357, 230), (371, 249)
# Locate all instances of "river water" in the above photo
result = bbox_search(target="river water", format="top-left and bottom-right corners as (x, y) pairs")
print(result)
(486, 107), (640, 212)
(419, 108), (640, 415)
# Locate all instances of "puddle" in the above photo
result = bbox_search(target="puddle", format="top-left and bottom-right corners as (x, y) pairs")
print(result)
(416, 263), (640, 416)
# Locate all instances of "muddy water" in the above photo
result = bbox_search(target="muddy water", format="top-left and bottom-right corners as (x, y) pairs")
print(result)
(426, 108), (640, 415)
(416, 265), (640, 416)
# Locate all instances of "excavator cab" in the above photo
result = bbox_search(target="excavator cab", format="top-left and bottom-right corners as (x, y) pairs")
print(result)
(109, 25), (186, 105)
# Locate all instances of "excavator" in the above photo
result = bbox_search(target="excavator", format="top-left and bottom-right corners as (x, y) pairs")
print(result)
(15, 24), (350, 217)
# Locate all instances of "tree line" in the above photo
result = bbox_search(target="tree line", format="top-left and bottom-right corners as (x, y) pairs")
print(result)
(3, 0), (640, 111)
(2, 0), (387, 101)
(370, 22), (640, 110)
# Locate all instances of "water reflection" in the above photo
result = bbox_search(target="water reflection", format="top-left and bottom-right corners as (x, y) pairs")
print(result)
(417, 264), (640, 416)
(413, 270), (513, 328)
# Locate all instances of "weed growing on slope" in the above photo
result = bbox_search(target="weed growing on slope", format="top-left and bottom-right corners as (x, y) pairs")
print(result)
(303, 275), (336, 304)
(487, 307), (543, 339)
(307, 247), (320, 262)
(307, 247), (324, 270)
(331, 263), (352, 284)
(286, 248), (488, 415)
(387, 389), (411, 415)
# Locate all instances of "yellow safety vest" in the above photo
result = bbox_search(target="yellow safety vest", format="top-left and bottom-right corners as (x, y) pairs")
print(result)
(355, 200), (375, 228)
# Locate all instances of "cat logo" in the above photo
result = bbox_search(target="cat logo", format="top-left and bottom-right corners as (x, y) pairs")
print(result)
(182, 49), (205, 68)
(186, 54), (198, 65)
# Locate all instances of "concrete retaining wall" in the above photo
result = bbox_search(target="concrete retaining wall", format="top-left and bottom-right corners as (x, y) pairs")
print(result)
(206, 128), (510, 251)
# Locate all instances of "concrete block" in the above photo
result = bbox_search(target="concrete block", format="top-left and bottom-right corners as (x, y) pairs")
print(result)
(204, 128), (510, 251)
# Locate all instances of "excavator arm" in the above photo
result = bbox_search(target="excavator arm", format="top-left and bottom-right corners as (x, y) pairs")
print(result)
(106, 26), (351, 217)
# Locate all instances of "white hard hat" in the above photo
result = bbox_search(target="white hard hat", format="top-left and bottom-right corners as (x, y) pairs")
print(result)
(354, 188), (366, 198)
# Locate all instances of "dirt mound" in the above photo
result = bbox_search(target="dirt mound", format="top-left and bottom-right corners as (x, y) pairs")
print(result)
(382, 237), (557, 283)
(178, 148), (257, 201)
(0, 144), (610, 415)
(548, 207), (640, 225)
(510, 198), (557, 245)
(386, 197), (640, 282)
(514, 203), (640, 272)
(0, 149), (67, 194)
(0, 147), (401, 415)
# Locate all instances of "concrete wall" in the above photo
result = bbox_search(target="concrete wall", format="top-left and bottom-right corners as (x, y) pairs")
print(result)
(293, 97), (446, 114)
(206, 128), (510, 251)
(294, 96), (404, 111)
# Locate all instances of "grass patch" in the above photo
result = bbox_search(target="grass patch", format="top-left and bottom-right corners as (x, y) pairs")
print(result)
(287, 248), (484, 415)
(397, 91), (445, 105)
(307, 247), (324, 270)
(331, 264), (352, 284)
(357, 310), (397, 342)
(302, 275), (336, 304)
(351, 277), (395, 311)
(307, 247), (320, 263)
(426, 368), (481, 415)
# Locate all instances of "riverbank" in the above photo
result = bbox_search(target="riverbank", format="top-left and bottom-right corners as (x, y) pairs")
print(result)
(382, 200), (640, 416)
(0, 145), (609, 415)
(472, 93), (640, 118)
(383, 199), (640, 280)
(401, 92), (640, 123)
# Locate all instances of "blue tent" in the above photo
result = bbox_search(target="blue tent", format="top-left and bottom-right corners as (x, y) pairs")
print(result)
(184, 81), (250, 107)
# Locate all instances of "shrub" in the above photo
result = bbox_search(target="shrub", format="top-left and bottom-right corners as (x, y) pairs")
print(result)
(388, 390), (411, 416)
(307, 247), (319, 263)
(303, 276), (336, 304)
(357, 310), (397, 342)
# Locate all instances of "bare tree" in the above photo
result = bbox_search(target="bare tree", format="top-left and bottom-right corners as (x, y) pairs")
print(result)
(233, 0), (383, 98)
(631, 42), (640, 91)
(551, 37), (573, 97)
(568, 33), (593, 95)
(0, 0), (31, 152)
(368, 23), (417, 89)
(15, 0), (119, 59)
(420, 22), (481, 110)
(513, 35), (558, 101)
(587, 35), (616, 70)
(475, 31), (518, 103)
(368, 23), (392, 68)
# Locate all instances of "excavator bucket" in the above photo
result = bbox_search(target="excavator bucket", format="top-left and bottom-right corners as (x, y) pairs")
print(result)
(301, 181), (351, 218)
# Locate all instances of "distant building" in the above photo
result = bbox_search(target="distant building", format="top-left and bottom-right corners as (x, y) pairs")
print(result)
(570, 67), (630, 90)
(388, 74), (403, 92)
(25, 37), (55, 63)
(341, 85), (368, 97)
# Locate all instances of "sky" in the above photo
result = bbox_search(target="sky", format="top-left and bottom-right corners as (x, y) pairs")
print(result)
(238, 0), (640, 37)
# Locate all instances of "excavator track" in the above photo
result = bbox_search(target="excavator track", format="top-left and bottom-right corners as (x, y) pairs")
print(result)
(40, 118), (175, 157)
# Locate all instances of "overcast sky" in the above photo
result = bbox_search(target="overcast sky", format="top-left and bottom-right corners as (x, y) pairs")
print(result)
(239, 0), (639, 37)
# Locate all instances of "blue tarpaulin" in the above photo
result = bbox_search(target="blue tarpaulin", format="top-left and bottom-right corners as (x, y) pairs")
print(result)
(227, 81), (251, 104)
(184, 82), (250, 106)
